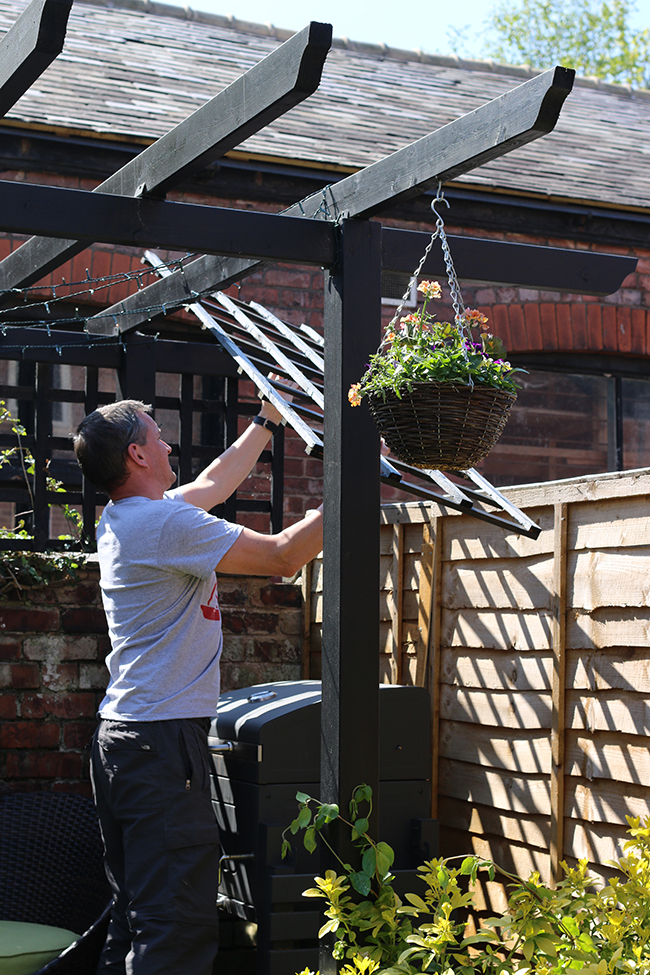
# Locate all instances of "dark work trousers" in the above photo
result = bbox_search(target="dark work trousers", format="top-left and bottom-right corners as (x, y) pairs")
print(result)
(90, 717), (220, 975)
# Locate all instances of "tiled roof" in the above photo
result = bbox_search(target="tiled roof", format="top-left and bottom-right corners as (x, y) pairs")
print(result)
(0, 0), (649, 212)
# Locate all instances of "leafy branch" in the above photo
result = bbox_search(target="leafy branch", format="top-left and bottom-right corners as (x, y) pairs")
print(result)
(285, 788), (650, 975)
(0, 400), (92, 595)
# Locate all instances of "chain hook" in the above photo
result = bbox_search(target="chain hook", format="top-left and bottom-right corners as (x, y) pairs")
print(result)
(430, 182), (450, 226)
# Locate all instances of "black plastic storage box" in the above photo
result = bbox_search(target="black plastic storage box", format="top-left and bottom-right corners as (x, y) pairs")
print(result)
(209, 680), (438, 975)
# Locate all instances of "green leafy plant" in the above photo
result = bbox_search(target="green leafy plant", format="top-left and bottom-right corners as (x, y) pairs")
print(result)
(483, 0), (650, 91)
(284, 787), (650, 975)
(0, 400), (91, 594)
(348, 281), (522, 407)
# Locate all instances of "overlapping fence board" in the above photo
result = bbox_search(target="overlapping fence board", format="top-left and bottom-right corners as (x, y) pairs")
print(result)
(304, 468), (650, 901)
(436, 468), (650, 899)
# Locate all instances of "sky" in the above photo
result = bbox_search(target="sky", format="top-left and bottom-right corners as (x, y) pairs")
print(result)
(185, 0), (650, 59)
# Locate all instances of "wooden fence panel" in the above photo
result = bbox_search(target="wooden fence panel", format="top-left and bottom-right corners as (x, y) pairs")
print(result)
(304, 470), (650, 906)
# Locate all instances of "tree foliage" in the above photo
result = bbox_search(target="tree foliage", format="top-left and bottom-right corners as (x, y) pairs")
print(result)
(481, 0), (650, 89)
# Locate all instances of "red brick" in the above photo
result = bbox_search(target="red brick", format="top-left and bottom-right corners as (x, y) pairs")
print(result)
(556, 304), (573, 351)
(0, 608), (59, 632)
(5, 750), (83, 779)
(490, 305), (512, 351)
(106, 252), (137, 305)
(90, 248), (113, 299)
(260, 584), (302, 608)
(61, 607), (107, 633)
(539, 303), (558, 351)
(630, 308), (648, 354)
(523, 303), (542, 351)
(586, 304), (603, 350)
(0, 694), (17, 719)
(617, 307), (632, 354)
(219, 588), (247, 607)
(284, 458), (306, 478)
(508, 305), (527, 352)
(248, 640), (298, 663)
(21, 692), (96, 719)
(61, 584), (99, 607)
(0, 662), (40, 689)
(0, 721), (60, 748)
(0, 639), (20, 661)
(54, 259), (75, 298)
(97, 635), (112, 659)
(63, 721), (96, 749)
(571, 305), (588, 350)
(0, 236), (11, 260)
(264, 268), (312, 289)
(601, 305), (617, 352)
(42, 662), (78, 692)
(222, 611), (279, 635)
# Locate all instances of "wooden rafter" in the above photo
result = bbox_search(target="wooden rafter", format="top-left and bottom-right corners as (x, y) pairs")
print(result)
(0, 0), (72, 119)
(0, 21), (332, 292)
(92, 67), (589, 332)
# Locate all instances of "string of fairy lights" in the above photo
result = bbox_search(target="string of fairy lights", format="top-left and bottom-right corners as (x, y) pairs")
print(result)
(0, 251), (242, 354)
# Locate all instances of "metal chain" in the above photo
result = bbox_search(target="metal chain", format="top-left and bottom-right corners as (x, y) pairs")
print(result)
(388, 221), (439, 328)
(389, 182), (470, 339)
(432, 192), (467, 331)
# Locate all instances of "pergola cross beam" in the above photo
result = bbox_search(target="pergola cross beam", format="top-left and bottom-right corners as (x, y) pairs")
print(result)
(0, 0), (72, 119)
(90, 66), (582, 333)
(0, 20), (332, 294)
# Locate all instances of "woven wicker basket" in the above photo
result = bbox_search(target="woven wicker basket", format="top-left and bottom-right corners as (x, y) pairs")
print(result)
(368, 381), (516, 470)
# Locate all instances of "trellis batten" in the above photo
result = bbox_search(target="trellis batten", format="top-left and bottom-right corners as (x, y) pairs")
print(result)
(305, 468), (650, 897)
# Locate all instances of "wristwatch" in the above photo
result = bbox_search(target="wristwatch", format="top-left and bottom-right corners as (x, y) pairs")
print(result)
(253, 415), (279, 434)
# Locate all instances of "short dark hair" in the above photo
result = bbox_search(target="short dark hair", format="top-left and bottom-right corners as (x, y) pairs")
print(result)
(73, 399), (152, 493)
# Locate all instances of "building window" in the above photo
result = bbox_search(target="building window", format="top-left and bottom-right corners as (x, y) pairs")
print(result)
(381, 271), (417, 307)
(478, 365), (650, 488)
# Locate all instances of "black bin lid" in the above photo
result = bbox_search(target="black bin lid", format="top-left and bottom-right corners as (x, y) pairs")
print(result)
(210, 681), (430, 784)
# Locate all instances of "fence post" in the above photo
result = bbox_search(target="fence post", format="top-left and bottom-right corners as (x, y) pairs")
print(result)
(550, 501), (568, 883)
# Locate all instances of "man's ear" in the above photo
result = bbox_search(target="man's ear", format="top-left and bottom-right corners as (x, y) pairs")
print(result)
(126, 441), (147, 468)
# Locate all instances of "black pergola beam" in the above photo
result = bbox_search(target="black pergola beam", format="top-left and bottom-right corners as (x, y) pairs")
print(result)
(88, 228), (635, 334)
(381, 228), (635, 297)
(94, 65), (580, 327)
(0, 21), (332, 293)
(290, 66), (574, 220)
(0, 180), (335, 275)
(0, 0), (72, 119)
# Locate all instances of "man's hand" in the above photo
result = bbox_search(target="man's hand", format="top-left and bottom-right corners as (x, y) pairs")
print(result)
(176, 373), (301, 511)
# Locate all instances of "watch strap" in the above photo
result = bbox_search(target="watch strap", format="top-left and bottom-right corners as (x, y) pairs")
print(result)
(253, 414), (279, 434)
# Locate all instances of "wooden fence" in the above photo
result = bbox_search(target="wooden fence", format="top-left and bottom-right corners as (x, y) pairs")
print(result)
(304, 467), (650, 905)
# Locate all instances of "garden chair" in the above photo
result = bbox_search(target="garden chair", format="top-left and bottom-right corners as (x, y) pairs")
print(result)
(0, 792), (112, 974)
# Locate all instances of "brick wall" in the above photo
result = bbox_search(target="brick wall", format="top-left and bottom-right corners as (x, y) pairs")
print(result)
(0, 563), (304, 796)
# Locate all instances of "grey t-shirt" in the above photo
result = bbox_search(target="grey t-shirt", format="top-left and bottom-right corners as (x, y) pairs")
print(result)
(96, 492), (243, 721)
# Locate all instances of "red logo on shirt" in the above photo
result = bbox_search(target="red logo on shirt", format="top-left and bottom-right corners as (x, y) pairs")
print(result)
(200, 581), (221, 622)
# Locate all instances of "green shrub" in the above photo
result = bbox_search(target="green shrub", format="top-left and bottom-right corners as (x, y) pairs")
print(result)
(284, 787), (650, 975)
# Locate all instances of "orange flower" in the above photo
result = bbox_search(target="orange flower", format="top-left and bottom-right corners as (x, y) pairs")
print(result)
(348, 383), (362, 407)
(417, 280), (442, 300)
(400, 313), (419, 325)
(463, 308), (489, 329)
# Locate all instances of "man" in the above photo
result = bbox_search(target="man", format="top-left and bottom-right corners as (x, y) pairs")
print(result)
(72, 397), (323, 975)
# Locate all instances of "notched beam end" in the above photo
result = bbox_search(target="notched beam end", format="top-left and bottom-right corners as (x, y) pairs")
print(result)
(295, 21), (332, 91)
(533, 65), (576, 134)
(0, 0), (73, 119)
(35, 0), (73, 55)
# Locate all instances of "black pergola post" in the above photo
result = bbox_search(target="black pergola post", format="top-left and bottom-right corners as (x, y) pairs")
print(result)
(321, 218), (381, 957)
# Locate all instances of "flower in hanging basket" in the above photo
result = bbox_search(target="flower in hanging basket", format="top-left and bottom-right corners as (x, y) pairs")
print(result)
(350, 281), (521, 404)
(349, 281), (525, 470)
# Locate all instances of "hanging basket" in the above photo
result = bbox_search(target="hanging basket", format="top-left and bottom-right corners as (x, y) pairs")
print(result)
(368, 381), (516, 471)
